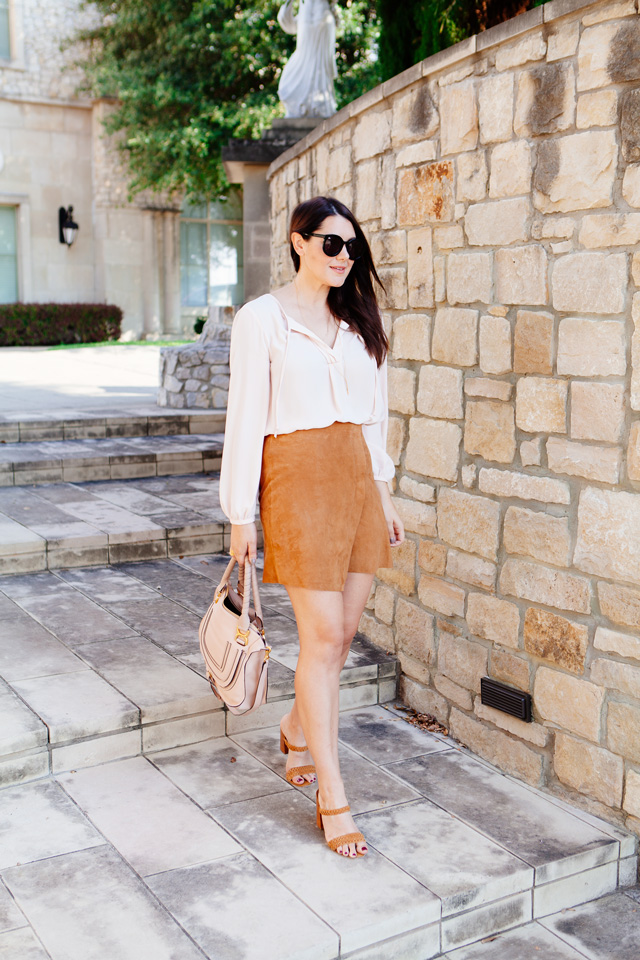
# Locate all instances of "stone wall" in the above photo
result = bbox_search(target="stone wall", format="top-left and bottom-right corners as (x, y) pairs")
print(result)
(268, 0), (640, 841)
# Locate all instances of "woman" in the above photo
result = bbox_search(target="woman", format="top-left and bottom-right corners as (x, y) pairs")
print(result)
(277, 0), (340, 118)
(219, 196), (404, 859)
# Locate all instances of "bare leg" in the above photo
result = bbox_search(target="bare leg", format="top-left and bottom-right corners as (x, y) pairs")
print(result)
(282, 572), (374, 857)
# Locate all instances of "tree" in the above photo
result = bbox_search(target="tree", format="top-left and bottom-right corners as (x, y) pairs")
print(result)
(73, 1), (379, 201)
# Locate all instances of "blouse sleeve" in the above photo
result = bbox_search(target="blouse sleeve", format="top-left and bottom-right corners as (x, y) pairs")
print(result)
(362, 356), (396, 483)
(219, 303), (271, 524)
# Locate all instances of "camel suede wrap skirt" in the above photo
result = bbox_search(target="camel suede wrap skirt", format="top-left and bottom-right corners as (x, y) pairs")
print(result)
(259, 422), (392, 591)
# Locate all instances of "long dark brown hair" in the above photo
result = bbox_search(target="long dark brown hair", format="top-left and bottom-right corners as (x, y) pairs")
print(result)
(289, 196), (388, 367)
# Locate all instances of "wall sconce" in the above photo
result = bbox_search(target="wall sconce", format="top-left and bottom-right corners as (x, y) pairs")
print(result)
(59, 206), (79, 247)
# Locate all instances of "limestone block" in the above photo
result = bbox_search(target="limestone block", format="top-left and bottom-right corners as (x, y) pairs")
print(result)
(434, 673), (473, 711)
(432, 308), (478, 367)
(466, 593), (520, 648)
(534, 131), (618, 213)
(434, 225), (465, 250)
(461, 464), (477, 489)
(392, 314), (431, 362)
(576, 90), (618, 129)
(491, 648), (530, 688)
(598, 581), (640, 630)
(399, 476), (435, 503)
(479, 467), (570, 505)
(621, 89), (640, 162)
(495, 246), (548, 306)
(475, 700), (549, 747)
(464, 399), (516, 464)
(520, 438), (542, 467)
(388, 366), (415, 415)
(554, 733), (624, 807)
(577, 22), (619, 91)
(591, 658), (640, 701)
(624, 771), (640, 819)
(371, 230), (407, 265)
(380, 153), (397, 230)
(377, 537), (416, 596)
(628, 422), (640, 481)
(547, 437), (622, 485)
(397, 161), (454, 226)
(408, 227), (434, 308)
(478, 73), (514, 144)
(557, 318), (626, 376)
(327, 145), (351, 186)
(495, 34), (547, 72)
(634, 296), (640, 411)
(479, 315), (512, 375)
(417, 366), (463, 420)
(596, 626), (640, 663)
(489, 141), (532, 199)
(513, 310), (553, 374)
(524, 608), (588, 674)
(534, 667), (603, 741)
(354, 109), (392, 161)
(532, 218), (575, 240)
(465, 197), (529, 247)
(499, 558), (591, 614)
(437, 488), (500, 561)
(392, 497), (437, 537)
(464, 379), (512, 401)
(418, 540), (447, 575)
(399, 675), (450, 724)
(447, 252), (493, 305)
(378, 266), (407, 310)
(375, 583), (396, 625)
(406, 417), (462, 482)
(395, 597), (435, 664)
(439, 633), (488, 692)
(583, 0), (637, 25)
(634, 253), (640, 286)
(516, 377), (567, 434)
(449, 707), (543, 786)
(579, 213), (640, 249)
(359, 611), (394, 652)
(391, 86), (438, 146)
(387, 416), (405, 465)
(456, 151), (488, 202)
(607, 701), (640, 765)
(623, 165), (640, 208)
(355, 158), (381, 222)
(515, 62), (575, 138)
(547, 21), (580, 62)
(578, 483), (640, 585)
(440, 81), (478, 156)
(446, 549), (496, 592)
(503, 506), (571, 568)
(434, 257), (446, 302)
(418, 574), (465, 618)
(396, 141), (437, 167)
(571, 382), (625, 443)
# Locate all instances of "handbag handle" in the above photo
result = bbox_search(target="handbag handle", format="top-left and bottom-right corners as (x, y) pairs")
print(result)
(214, 556), (263, 633)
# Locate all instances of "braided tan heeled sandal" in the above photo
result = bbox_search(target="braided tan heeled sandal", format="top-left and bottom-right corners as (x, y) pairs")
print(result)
(280, 724), (316, 787)
(316, 789), (367, 857)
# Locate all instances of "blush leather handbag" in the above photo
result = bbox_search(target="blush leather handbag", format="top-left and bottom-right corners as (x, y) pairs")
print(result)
(199, 556), (270, 715)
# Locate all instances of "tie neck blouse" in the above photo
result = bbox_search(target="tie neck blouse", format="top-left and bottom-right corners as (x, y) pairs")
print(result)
(219, 293), (395, 525)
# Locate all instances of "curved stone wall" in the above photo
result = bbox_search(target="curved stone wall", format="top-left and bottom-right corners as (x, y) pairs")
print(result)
(268, 0), (640, 844)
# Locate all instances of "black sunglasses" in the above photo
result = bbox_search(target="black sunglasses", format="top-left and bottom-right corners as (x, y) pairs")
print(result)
(303, 232), (363, 260)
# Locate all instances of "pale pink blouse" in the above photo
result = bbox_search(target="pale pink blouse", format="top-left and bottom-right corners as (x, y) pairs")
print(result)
(219, 293), (395, 525)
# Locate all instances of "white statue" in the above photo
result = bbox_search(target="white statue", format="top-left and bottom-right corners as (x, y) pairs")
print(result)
(277, 0), (341, 119)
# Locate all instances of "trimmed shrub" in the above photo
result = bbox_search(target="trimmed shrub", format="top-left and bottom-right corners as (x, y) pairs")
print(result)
(0, 303), (123, 346)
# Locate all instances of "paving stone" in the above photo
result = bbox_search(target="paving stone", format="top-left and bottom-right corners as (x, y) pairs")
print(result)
(58, 499), (164, 542)
(10, 671), (139, 744)
(148, 736), (289, 808)
(55, 565), (157, 601)
(0, 679), (48, 758)
(211, 790), (440, 955)
(0, 594), (20, 620)
(0, 927), (50, 960)
(335, 704), (451, 765)
(9, 590), (137, 648)
(147, 853), (339, 960)
(0, 616), (85, 682)
(534, 860), (619, 919)
(118, 559), (216, 615)
(386, 750), (618, 883)
(100, 598), (202, 657)
(0, 879), (26, 933)
(0, 780), (103, 870)
(540, 890), (640, 960)
(58, 756), (241, 876)
(443, 922), (588, 959)
(1, 845), (205, 960)
(72, 636), (215, 723)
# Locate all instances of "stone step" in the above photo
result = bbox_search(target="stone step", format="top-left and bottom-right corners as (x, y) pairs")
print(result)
(0, 472), (233, 574)
(0, 405), (226, 443)
(0, 432), (224, 488)
(0, 556), (398, 789)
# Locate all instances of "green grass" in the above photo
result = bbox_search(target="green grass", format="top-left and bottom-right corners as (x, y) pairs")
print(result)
(47, 339), (195, 350)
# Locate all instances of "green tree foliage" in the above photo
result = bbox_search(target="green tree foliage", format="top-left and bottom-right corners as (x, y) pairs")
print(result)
(74, 1), (379, 200)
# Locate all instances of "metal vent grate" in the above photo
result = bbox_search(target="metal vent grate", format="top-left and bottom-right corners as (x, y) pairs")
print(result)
(480, 677), (532, 723)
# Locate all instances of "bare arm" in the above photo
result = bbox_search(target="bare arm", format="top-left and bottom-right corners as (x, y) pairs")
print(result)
(278, 0), (298, 34)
